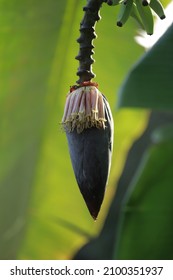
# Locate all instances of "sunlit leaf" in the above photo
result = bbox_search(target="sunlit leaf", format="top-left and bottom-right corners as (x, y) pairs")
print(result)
(117, 23), (173, 109)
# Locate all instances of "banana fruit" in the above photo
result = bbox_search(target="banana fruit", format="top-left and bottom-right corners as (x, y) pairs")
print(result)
(149, 0), (166, 19)
(117, 0), (133, 27)
(135, 0), (154, 35)
(130, 3), (145, 29)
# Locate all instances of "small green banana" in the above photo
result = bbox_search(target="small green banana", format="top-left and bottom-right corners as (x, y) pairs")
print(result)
(117, 0), (133, 27)
(135, 0), (154, 35)
(130, 3), (145, 30)
(149, 0), (166, 19)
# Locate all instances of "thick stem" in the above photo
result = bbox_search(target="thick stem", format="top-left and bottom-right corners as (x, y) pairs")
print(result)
(76, 0), (106, 84)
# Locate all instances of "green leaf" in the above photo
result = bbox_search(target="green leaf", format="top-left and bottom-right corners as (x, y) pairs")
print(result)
(117, 23), (173, 110)
(117, 129), (173, 259)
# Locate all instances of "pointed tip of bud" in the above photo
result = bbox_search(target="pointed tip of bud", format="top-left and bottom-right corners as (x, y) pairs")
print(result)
(91, 214), (98, 221)
(84, 196), (102, 220)
(90, 210), (99, 221)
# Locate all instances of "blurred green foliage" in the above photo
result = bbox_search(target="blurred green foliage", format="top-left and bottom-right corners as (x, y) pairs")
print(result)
(0, 0), (171, 260)
(118, 22), (173, 109)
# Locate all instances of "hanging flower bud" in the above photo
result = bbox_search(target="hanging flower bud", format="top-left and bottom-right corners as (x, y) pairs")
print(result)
(61, 82), (114, 220)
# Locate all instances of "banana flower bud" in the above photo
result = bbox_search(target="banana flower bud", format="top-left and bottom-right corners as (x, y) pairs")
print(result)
(61, 82), (114, 219)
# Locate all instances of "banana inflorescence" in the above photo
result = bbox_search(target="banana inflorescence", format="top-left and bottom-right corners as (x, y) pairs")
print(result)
(114, 0), (166, 35)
